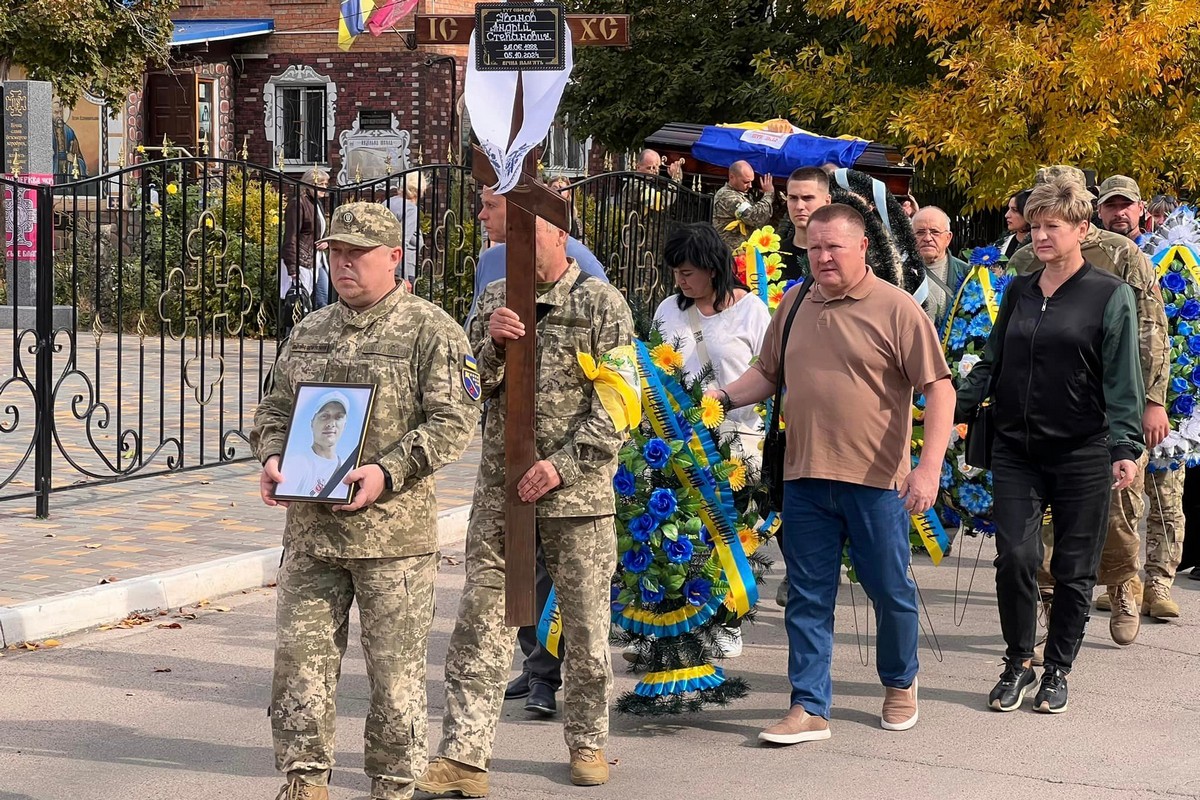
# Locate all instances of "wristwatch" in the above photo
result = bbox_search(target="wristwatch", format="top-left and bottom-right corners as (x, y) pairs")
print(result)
(376, 464), (395, 493)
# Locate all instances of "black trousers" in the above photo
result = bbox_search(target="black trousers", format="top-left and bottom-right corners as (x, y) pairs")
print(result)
(1181, 466), (1200, 573)
(991, 439), (1112, 672)
(514, 537), (563, 690)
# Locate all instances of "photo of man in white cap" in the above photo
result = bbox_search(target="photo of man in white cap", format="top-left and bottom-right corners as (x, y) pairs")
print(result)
(278, 390), (352, 500)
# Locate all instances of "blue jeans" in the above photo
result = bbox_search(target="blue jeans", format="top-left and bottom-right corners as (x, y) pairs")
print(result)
(313, 265), (330, 309)
(780, 478), (920, 719)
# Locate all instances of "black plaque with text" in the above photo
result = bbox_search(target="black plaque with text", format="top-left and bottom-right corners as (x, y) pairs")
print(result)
(358, 110), (395, 131)
(475, 3), (566, 71)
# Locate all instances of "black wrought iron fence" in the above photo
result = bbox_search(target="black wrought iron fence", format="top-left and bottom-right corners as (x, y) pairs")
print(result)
(0, 156), (714, 516)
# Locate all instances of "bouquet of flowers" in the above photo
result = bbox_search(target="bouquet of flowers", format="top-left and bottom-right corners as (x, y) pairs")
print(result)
(735, 226), (788, 311)
(931, 246), (1012, 535)
(1146, 208), (1200, 470)
(611, 332), (776, 715)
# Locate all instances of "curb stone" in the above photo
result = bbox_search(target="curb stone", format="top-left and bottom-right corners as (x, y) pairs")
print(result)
(0, 503), (471, 647)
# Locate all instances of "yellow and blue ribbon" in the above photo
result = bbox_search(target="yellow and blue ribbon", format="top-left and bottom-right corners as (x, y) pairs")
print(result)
(536, 586), (564, 658)
(634, 665), (727, 697)
(634, 339), (758, 615)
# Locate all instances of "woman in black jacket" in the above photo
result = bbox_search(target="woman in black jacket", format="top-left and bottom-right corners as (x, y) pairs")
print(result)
(957, 177), (1145, 714)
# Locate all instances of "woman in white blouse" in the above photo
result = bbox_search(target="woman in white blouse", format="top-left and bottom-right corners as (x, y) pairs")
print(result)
(653, 223), (771, 470)
(639, 224), (772, 659)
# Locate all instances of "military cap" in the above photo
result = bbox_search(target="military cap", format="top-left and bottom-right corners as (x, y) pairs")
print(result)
(1034, 165), (1088, 189)
(1097, 175), (1142, 205)
(318, 202), (405, 249)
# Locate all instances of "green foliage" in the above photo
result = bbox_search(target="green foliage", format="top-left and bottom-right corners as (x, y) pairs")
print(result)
(560, 0), (824, 150)
(0, 0), (177, 108)
(757, 0), (1200, 209)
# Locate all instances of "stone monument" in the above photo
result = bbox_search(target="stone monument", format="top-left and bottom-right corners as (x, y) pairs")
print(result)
(2, 80), (71, 329)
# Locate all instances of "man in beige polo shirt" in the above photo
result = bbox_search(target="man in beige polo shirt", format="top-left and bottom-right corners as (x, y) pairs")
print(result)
(710, 203), (954, 745)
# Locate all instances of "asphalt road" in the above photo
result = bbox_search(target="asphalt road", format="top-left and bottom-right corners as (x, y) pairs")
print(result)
(2, 537), (1198, 800)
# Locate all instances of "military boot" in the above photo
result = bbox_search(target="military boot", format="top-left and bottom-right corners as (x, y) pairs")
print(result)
(415, 758), (489, 798)
(1094, 591), (1111, 612)
(275, 779), (328, 800)
(1142, 579), (1181, 619)
(569, 747), (610, 786)
(1108, 576), (1143, 645)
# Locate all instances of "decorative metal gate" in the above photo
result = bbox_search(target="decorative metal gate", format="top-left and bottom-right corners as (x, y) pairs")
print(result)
(1, 157), (712, 516)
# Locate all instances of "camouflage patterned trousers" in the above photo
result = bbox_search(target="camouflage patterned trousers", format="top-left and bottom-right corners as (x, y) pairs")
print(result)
(271, 549), (437, 800)
(438, 510), (616, 770)
(1145, 466), (1186, 583)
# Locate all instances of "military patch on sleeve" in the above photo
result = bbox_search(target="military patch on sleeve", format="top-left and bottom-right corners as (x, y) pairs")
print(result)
(462, 354), (482, 401)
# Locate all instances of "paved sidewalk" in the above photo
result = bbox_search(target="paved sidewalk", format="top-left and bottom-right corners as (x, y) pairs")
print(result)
(0, 439), (481, 607)
(1, 538), (1197, 800)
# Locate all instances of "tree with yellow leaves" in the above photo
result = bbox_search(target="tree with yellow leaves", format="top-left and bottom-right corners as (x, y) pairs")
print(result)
(755, 1), (1200, 209)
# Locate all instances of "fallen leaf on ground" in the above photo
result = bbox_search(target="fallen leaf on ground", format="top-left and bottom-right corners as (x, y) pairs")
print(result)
(200, 480), (212, 485)
(156, 622), (182, 630)
(42, 533), (55, 538)
(197, 599), (211, 607)
(99, 576), (120, 584)
(158, 610), (169, 616)
(84, 544), (102, 549)
(442, 556), (462, 566)
(41, 639), (61, 648)
(609, 758), (620, 766)
(116, 612), (153, 629)
(213, 606), (231, 612)
(173, 612), (197, 620)
(153, 667), (172, 673)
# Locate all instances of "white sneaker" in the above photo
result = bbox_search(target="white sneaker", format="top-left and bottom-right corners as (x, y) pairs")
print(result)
(715, 626), (743, 658)
(622, 636), (653, 663)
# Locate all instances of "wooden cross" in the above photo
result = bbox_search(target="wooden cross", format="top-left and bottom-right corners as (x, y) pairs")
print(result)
(417, 7), (630, 627)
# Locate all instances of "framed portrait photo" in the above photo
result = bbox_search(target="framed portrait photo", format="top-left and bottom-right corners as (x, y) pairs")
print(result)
(276, 382), (377, 504)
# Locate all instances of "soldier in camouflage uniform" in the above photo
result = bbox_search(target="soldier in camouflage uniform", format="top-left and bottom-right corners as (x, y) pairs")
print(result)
(1009, 166), (1171, 649)
(417, 217), (634, 796)
(252, 203), (481, 800)
(711, 160), (777, 251)
(1095, 175), (1185, 620)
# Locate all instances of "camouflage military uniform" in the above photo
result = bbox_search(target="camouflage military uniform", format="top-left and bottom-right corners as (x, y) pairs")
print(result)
(1146, 467), (1186, 583)
(712, 182), (776, 252)
(251, 204), (480, 799)
(436, 259), (633, 770)
(1011, 224), (1170, 588)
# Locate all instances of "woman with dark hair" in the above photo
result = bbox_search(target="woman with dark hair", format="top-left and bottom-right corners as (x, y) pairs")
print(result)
(957, 177), (1144, 714)
(652, 222), (770, 657)
(996, 189), (1032, 262)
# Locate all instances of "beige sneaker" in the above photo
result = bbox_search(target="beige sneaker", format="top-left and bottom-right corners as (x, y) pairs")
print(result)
(415, 757), (489, 798)
(569, 747), (609, 786)
(1142, 580), (1181, 619)
(1109, 576), (1143, 646)
(881, 678), (919, 731)
(758, 705), (831, 744)
(1094, 591), (1111, 611)
(275, 780), (328, 800)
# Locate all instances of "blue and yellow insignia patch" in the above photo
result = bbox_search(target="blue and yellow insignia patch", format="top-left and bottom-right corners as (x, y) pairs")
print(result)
(462, 355), (482, 401)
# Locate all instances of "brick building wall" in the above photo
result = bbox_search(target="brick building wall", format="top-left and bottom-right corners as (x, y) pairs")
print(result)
(126, 0), (478, 179)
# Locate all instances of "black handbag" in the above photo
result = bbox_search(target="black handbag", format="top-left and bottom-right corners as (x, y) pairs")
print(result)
(964, 399), (995, 469)
(761, 277), (815, 513)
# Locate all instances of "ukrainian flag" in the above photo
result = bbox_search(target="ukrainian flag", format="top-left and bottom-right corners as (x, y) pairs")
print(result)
(338, 0), (376, 51)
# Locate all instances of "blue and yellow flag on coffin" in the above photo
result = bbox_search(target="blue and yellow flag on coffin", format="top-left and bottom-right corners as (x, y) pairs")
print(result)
(692, 121), (870, 176)
(338, 0), (376, 51)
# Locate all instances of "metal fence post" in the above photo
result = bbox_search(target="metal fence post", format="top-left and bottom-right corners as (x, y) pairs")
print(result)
(33, 183), (54, 518)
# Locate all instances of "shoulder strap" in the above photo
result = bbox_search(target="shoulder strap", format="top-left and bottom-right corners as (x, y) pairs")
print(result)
(685, 305), (713, 370)
(924, 266), (953, 299)
(536, 270), (591, 325)
(766, 277), (815, 436)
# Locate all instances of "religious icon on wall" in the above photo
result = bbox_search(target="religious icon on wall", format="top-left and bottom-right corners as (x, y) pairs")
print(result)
(275, 382), (376, 503)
